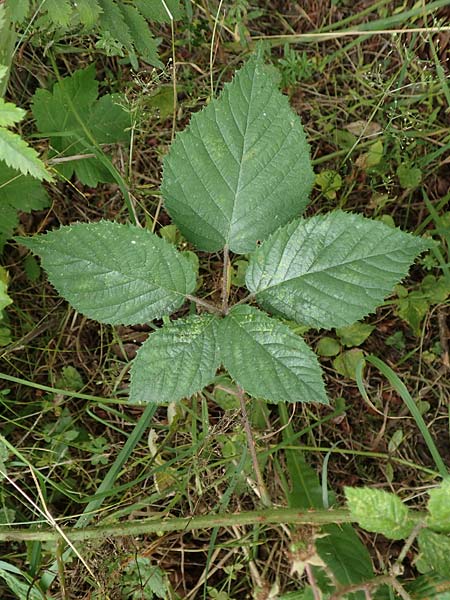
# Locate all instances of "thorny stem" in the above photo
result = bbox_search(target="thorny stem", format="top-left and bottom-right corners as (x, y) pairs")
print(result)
(0, 508), (353, 543)
(237, 386), (272, 508)
(221, 244), (230, 314)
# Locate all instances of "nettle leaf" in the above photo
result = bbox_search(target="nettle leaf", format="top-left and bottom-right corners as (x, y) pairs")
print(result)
(16, 221), (197, 325)
(427, 479), (450, 533)
(345, 487), (415, 540)
(246, 211), (428, 329)
(162, 54), (314, 254)
(31, 65), (130, 186)
(0, 163), (50, 251)
(219, 305), (327, 404)
(130, 314), (220, 404)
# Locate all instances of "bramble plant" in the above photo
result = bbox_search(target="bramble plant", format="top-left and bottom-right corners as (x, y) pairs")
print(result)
(17, 53), (428, 407)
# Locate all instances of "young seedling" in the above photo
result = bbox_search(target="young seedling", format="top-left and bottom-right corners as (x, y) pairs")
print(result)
(17, 53), (428, 412)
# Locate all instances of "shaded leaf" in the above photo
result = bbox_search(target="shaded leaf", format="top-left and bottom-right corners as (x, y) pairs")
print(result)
(130, 314), (220, 404)
(246, 211), (428, 329)
(135, 0), (183, 22)
(32, 64), (130, 186)
(16, 221), (197, 325)
(119, 4), (162, 68)
(0, 163), (50, 251)
(219, 305), (327, 404)
(162, 54), (314, 253)
(332, 349), (365, 380)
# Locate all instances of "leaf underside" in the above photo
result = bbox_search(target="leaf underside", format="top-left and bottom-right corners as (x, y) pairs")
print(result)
(17, 221), (197, 325)
(162, 54), (314, 254)
(219, 305), (328, 404)
(246, 211), (428, 329)
(130, 314), (220, 404)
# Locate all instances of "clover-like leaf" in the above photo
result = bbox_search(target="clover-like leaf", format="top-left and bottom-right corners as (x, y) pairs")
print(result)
(246, 211), (428, 329)
(17, 221), (197, 325)
(219, 305), (327, 404)
(162, 54), (314, 254)
(130, 314), (220, 404)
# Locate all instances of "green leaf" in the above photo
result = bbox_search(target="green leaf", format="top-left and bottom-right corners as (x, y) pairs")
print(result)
(333, 349), (365, 379)
(97, 0), (133, 52)
(427, 480), (450, 533)
(405, 573), (450, 600)
(0, 127), (51, 180)
(317, 524), (374, 589)
(162, 54), (314, 254)
(246, 211), (428, 329)
(316, 169), (342, 200)
(397, 163), (422, 189)
(316, 336), (340, 357)
(5, 0), (30, 23)
(0, 560), (45, 600)
(135, 0), (183, 22)
(44, 0), (72, 27)
(0, 98), (25, 126)
(0, 266), (12, 315)
(0, 162), (50, 251)
(335, 323), (374, 347)
(219, 305), (327, 404)
(16, 221), (197, 325)
(130, 314), (220, 404)
(119, 4), (162, 68)
(75, 0), (103, 28)
(32, 65), (130, 186)
(417, 530), (450, 576)
(345, 487), (415, 540)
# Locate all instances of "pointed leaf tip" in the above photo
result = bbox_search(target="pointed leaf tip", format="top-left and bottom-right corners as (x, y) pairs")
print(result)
(219, 305), (328, 405)
(162, 55), (314, 254)
(246, 211), (429, 329)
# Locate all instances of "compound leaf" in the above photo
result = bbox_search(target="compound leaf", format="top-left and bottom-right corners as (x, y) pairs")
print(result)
(345, 487), (415, 540)
(16, 221), (197, 325)
(130, 314), (220, 404)
(162, 54), (314, 254)
(219, 305), (327, 404)
(0, 127), (51, 181)
(31, 65), (130, 186)
(246, 211), (428, 329)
